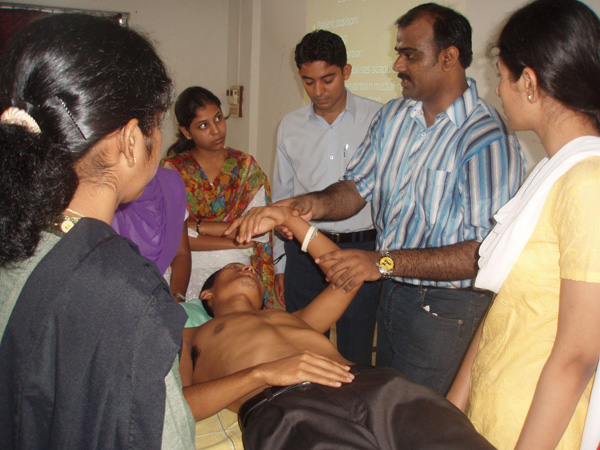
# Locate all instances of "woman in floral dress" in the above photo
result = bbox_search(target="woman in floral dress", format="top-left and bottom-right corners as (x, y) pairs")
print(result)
(162, 86), (273, 306)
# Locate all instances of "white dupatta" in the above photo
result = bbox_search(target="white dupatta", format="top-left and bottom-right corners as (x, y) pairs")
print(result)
(475, 136), (600, 293)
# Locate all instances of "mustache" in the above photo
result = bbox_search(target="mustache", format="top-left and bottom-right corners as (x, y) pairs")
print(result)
(397, 73), (412, 82)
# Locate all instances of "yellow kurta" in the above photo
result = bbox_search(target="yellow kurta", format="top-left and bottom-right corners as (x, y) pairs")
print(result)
(468, 157), (600, 449)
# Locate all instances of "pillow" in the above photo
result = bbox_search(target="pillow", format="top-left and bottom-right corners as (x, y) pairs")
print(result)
(180, 298), (212, 328)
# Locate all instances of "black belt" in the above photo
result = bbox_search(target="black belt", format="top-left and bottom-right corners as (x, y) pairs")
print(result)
(389, 279), (481, 293)
(320, 229), (376, 244)
(238, 381), (311, 432)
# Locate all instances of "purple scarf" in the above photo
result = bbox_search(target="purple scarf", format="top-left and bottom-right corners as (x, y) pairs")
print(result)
(112, 167), (187, 274)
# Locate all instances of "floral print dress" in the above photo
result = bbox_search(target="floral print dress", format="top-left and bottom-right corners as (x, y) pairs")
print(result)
(162, 148), (274, 306)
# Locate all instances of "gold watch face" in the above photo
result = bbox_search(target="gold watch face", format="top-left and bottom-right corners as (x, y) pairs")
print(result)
(379, 256), (394, 271)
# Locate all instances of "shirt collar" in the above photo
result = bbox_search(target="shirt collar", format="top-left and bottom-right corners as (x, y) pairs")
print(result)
(409, 78), (479, 128)
(305, 88), (354, 125)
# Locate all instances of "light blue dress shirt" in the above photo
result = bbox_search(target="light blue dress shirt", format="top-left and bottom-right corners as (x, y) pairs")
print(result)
(273, 90), (382, 273)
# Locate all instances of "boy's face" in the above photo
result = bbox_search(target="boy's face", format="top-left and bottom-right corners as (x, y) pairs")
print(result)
(207, 263), (265, 312)
(298, 61), (351, 116)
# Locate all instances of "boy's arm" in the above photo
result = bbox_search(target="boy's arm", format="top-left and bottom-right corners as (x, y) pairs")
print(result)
(179, 332), (353, 421)
(227, 206), (364, 333)
(288, 219), (363, 333)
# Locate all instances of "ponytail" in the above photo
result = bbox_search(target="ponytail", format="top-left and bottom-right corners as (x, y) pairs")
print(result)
(167, 131), (195, 156)
(0, 124), (77, 266)
(0, 13), (172, 266)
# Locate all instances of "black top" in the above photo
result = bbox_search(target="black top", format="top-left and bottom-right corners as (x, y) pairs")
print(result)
(0, 218), (187, 449)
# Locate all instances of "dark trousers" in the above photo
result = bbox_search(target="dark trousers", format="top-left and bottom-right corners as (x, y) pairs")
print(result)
(376, 280), (493, 394)
(284, 239), (380, 365)
(241, 365), (495, 450)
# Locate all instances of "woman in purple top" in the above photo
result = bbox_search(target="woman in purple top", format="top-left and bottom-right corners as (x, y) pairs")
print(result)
(113, 166), (191, 301)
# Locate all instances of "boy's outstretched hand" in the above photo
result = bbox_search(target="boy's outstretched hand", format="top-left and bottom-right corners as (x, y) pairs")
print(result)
(225, 206), (292, 244)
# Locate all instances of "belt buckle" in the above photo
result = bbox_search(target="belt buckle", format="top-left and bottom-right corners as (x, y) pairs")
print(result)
(329, 232), (340, 244)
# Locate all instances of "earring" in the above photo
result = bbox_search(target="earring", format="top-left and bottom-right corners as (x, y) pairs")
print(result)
(528, 94), (533, 101)
(133, 157), (137, 165)
(186, 135), (192, 140)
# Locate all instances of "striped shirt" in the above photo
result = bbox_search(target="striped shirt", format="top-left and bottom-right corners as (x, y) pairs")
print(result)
(344, 79), (526, 288)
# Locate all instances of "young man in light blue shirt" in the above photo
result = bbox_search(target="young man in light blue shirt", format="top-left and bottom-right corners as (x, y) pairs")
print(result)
(272, 30), (382, 365)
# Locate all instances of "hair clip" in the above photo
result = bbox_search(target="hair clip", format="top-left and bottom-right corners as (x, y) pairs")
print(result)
(56, 95), (87, 140)
(0, 107), (41, 134)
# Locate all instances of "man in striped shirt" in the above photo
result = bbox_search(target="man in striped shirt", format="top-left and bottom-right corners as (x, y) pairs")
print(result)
(278, 3), (526, 395)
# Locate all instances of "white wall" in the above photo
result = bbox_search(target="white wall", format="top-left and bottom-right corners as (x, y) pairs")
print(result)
(8, 0), (600, 179)
(298, 0), (600, 174)
(6, 0), (232, 158)
(253, 0), (307, 177)
(466, 0), (600, 170)
(466, 0), (546, 169)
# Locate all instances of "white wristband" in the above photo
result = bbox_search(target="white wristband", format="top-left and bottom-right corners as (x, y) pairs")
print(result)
(301, 226), (318, 252)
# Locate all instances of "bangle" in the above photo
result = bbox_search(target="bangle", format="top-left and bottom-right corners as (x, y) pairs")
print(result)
(196, 219), (201, 234)
(174, 293), (186, 302)
(301, 225), (318, 252)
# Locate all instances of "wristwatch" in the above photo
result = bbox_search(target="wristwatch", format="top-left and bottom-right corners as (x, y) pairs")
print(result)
(377, 251), (394, 279)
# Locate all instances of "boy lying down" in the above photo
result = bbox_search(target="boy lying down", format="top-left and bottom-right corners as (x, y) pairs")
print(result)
(179, 206), (493, 449)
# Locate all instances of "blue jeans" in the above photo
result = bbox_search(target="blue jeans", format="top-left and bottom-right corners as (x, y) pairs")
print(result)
(284, 239), (381, 365)
(376, 281), (492, 394)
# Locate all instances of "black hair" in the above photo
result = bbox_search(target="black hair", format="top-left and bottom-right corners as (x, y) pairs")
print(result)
(495, 0), (600, 131)
(0, 13), (172, 267)
(199, 268), (222, 318)
(294, 30), (347, 70)
(167, 86), (222, 155)
(396, 3), (473, 69)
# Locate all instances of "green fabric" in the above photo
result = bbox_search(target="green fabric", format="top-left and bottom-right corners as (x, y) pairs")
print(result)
(0, 232), (60, 341)
(180, 298), (213, 328)
(162, 357), (195, 449)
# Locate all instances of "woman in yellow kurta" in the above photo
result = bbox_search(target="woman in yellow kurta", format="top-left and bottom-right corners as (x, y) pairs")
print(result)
(447, 1), (600, 449)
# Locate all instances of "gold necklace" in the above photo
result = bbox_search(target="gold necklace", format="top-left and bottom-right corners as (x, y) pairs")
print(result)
(48, 209), (86, 236)
(65, 208), (84, 217)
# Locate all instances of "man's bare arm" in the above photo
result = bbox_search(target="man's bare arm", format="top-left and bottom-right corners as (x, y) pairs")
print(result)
(317, 240), (480, 292)
(276, 180), (366, 222)
(389, 240), (480, 280)
(291, 220), (364, 333)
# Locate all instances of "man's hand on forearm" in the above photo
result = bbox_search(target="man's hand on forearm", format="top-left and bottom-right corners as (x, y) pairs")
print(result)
(316, 249), (381, 292)
(274, 197), (315, 222)
(315, 241), (480, 291)
(272, 197), (314, 240)
(277, 181), (365, 221)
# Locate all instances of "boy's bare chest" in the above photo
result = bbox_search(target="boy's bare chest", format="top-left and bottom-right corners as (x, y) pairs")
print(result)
(193, 313), (319, 380)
